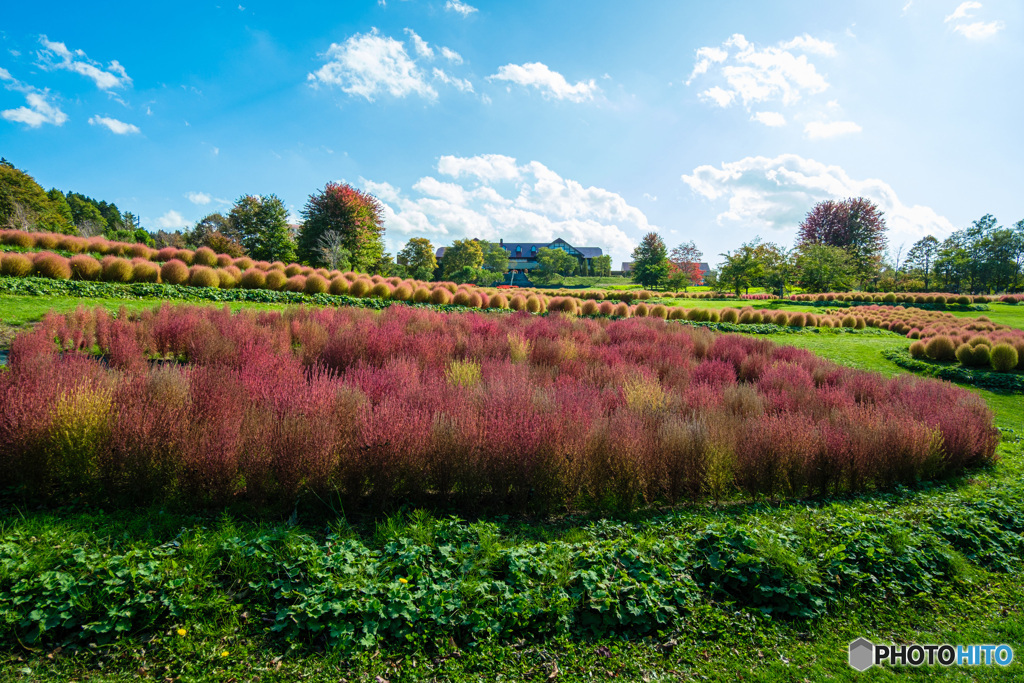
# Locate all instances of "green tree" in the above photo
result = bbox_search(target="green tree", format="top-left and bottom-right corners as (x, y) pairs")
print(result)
(592, 254), (612, 277)
(906, 235), (939, 291)
(482, 242), (510, 275)
(630, 232), (670, 289)
(397, 237), (438, 281)
(755, 242), (796, 297)
(440, 239), (484, 279)
(718, 239), (765, 295)
(0, 159), (74, 232)
(535, 247), (578, 283)
(230, 194), (296, 263)
(796, 244), (854, 293)
(299, 182), (385, 271)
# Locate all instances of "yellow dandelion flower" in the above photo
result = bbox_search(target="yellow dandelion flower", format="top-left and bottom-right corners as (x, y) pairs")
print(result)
(177, 629), (187, 636)
(221, 651), (229, 657)
(399, 577), (408, 584)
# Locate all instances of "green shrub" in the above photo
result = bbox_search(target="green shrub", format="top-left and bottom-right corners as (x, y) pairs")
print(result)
(972, 344), (991, 367)
(909, 341), (927, 358)
(265, 270), (287, 291)
(132, 261), (160, 283)
(216, 269), (237, 289)
(955, 343), (974, 366)
(328, 276), (349, 295)
(990, 344), (1018, 373)
(1, 253), (34, 277)
(348, 279), (371, 297)
(188, 265), (220, 288)
(925, 335), (957, 362)
(305, 274), (329, 294)
(283, 275), (306, 292)
(428, 287), (450, 305)
(240, 268), (266, 289)
(102, 257), (134, 283)
(193, 246), (218, 266)
(369, 282), (393, 299)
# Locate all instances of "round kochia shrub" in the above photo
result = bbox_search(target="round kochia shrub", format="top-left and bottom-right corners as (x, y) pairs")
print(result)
(348, 279), (371, 298)
(33, 254), (72, 279)
(265, 270), (287, 291)
(240, 268), (267, 290)
(188, 265), (220, 288)
(193, 246), (218, 266)
(160, 259), (190, 285)
(990, 344), (1019, 373)
(305, 274), (329, 294)
(69, 255), (102, 280)
(284, 275), (307, 292)
(328, 276), (349, 296)
(909, 341), (927, 359)
(1, 253), (34, 277)
(925, 335), (957, 362)
(2, 231), (35, 248)
(101, 257), (134, 283)
(132, 261), (160, 283)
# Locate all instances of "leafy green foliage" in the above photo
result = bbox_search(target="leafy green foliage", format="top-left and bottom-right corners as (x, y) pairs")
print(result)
(630, 232), (669, 290)
(230, 194), (295, 263)
(883, 348), (1024, 394)
(298, 183), (385, 270)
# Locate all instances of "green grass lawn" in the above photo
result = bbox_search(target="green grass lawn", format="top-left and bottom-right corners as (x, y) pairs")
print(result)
(2, 293), (1023, 682)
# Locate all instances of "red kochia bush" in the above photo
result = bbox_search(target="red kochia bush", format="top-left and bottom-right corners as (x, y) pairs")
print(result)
(0, 305), (999, 514)
(33, 253), (72, 279)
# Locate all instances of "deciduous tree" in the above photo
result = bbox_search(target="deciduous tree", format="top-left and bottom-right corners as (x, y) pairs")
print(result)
(798, 197), (887, 287)
(397, 237), (438, 281)
(231, 194), (296, 263)
(299, 182), (385, 271)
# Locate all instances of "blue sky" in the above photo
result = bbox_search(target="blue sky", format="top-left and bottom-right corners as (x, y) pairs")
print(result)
(1, 1), (1021, 267)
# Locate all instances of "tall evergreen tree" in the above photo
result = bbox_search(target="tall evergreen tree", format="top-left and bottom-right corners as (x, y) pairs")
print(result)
(630, 232), (670, 289)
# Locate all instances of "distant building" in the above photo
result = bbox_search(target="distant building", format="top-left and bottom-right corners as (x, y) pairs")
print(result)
(437, 238), (604, 273)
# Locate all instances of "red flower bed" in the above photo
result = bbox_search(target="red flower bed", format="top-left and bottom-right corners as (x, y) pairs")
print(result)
(0, 305), (998, 513)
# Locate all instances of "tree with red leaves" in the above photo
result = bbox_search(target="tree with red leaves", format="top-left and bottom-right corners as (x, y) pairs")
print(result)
(668, 240), (704, 290)
(797, 197), (887, 287)
(299, 182), (385, 271)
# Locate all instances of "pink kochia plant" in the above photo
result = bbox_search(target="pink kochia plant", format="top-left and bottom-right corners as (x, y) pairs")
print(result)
(0, 304), (1000, 513)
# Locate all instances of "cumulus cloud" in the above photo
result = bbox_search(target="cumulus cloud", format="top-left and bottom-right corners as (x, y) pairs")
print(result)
(308, 28), (474, 100)
(404, 29), (434, 59)
(686, 33), (833, 108)
(366, 154), (657, 264)
(445, 0), (478, 17)
(155, 210), (190, 230)
(440, 47), (463, 64)
(0, 68), (67, 128)
(804, 120), (862, 139)
(36, 35), (131, 90)
(432, 68), (473, 92)
(488, 62), (598, 102)
(186, 192), (212, 205)
(88, 115), (140, 134)
(945, 2), (1004, 39)
(751, 111), (786, 127)
(308, 29), (436, 100)
(682, 154), (956, 249)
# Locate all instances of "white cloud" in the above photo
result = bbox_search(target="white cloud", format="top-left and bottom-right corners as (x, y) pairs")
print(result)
(432, 67), (474, 92)
(367, 154), (658, 264)
(186, 192), (212, 205)
(155, 210), (190, 230)
(88, 115), (140, 134)
(752, 111), (786, 127)
(488, 62), (598, 102)
(945, 1), (982, 22)
(36, 35), (131, 91)
(682, 154), (956, 249)
(403, 29), (433, 59)
(0, 68), (67, 128)
(953, 20), (1004, 39)
(804, 120), (862, 139)
(687, 33), (833, 108)
(778, 34), (838, 56)
(945, 2), (1004, 39)
(440, 47), (463, 64)
(700, 86), (735, 107)
(445, 0), (478, 17)
(307, 28), (436, 101)
(643, 193), (658, 202)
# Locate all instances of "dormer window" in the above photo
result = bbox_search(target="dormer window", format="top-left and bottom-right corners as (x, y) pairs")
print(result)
(516, 246), (522, 253)
(531, 246), (537, 252)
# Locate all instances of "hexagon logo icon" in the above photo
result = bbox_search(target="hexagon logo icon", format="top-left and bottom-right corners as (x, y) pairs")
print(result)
(849, 638), (875, 671)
